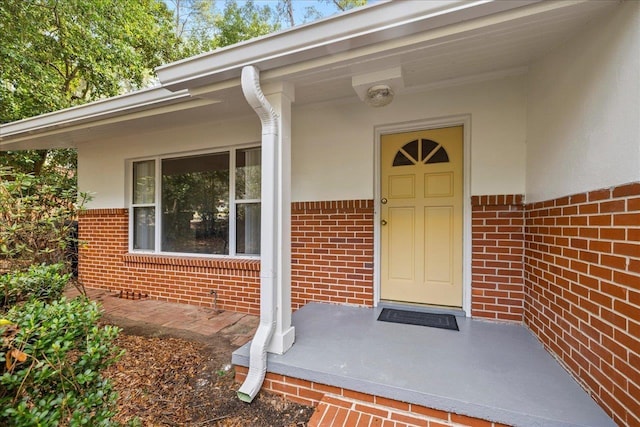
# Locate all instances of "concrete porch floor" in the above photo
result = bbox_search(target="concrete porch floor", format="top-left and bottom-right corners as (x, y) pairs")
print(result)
(233, 303), (615, 427)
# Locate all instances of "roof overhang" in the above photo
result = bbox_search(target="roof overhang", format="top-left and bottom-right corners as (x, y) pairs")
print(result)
(0, 0), (620, 150)
(155, 0), (540, 91)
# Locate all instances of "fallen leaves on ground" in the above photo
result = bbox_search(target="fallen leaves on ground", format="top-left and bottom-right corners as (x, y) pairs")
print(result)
(105, 333), (314, 426)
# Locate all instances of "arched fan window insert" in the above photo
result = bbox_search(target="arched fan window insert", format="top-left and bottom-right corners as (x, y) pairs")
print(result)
(392, 138), (449, 166)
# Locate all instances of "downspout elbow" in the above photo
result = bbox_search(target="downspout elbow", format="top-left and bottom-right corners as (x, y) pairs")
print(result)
(237, 65), (279, 404)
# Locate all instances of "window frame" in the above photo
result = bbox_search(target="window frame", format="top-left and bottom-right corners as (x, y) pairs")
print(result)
(127, 144), (261, 258)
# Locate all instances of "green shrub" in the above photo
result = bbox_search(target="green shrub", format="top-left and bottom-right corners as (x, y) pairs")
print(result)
(0, 297), (122, 426)
(0, 263), (70, 311)
(0, 168), (88, 273)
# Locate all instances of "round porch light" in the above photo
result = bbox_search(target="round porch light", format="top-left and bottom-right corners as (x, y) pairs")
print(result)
(366, 84), (394, 107)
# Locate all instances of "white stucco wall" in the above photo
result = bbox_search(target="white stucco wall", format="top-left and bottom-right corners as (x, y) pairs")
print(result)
(292, 75), (527, 202)
(526, 1), (640, 203)
(79, 75), (527, 208)
(78, 117), (261, 208)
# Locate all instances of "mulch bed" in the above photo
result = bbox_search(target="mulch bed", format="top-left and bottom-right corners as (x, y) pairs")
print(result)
(105, 333), (314, 426)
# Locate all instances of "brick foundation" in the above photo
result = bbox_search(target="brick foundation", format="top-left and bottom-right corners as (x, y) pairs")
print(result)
(471, 195), (525, 321)
(78, 200), (376, 314)
(291, 200), (375, 309)
(525, 182), (640, 426)
(235, 366), (509, 427)
(79, 199), (530, 318)
(78, 209), (261, 314)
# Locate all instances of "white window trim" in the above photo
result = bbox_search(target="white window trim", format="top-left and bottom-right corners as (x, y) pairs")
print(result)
(127, 144), (261, 259)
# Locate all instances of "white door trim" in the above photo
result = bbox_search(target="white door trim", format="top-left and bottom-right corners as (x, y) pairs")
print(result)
(373, 115), (472, 316)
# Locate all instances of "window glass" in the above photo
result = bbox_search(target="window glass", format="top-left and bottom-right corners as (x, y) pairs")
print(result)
(133, 207), (155, 250)
(133, 160), (155, 204)
(161, 153), (230, 254)
(131, 147), (261, 256)
(236, 147), (261, 200)
(236, 203), (261, 255)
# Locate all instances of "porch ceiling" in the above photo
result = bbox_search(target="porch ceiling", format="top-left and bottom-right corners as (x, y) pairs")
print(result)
(284, 0), (618, 105)
(0, 0), (619, 150)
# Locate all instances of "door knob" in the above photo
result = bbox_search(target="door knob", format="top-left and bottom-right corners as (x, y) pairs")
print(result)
(381, 219), (387, 226)
(381, 198), (388, 204)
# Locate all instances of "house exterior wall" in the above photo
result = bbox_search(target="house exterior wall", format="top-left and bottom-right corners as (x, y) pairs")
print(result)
(525, 183), (640, 426)
(524, 3), (640, 425)
(77, 117), (262, 209)
(471, 195), (525, 322)
(78, 202), (374, 314)
(526, 1), (640, 204)
(292, 74), (527, 202)
(78, 75), (527, 207)
(76, 75), (528, 319)
(291, 200), (374, 309)
(78, 208), (262, 313)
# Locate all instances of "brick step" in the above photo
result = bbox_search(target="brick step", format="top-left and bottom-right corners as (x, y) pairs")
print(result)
(308, 394), (507, 427)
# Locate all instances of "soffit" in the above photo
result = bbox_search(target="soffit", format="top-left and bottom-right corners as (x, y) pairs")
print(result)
(283, 0), (619, 105)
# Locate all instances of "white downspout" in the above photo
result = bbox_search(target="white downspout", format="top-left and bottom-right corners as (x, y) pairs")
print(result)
(237, 65), (279, 403)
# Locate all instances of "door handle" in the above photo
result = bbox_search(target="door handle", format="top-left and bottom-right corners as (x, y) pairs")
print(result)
(381, 198), (388, 204)
(381, 219), (387, 226)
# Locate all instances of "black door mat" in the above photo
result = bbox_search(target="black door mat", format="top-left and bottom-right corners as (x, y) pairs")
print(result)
(377, 308), (459, 331)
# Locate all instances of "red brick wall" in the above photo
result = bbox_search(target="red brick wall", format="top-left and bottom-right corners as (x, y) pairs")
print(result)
(78, 201), (376, 314)
(80, 199), (532, 318)
(525, 183), (640, 426)
(291, 200), (375, 309)
(78, 209), (261, 314)
(471, 195), (525, 321)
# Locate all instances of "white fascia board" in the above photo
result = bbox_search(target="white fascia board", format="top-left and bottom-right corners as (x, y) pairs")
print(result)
(0, 86), (191, 143)
(156, 0), (541, 92)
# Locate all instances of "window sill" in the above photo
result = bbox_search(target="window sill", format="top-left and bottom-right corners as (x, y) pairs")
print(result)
(123, 253), (260, 271)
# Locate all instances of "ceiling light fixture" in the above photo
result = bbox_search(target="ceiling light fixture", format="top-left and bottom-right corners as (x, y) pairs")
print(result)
(366, 84), (395, 107)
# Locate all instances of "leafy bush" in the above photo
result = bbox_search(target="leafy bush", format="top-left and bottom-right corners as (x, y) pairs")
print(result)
(0, 297), (121, 426)
(0, 263), (70, 311)
(0, 168), (88, 273)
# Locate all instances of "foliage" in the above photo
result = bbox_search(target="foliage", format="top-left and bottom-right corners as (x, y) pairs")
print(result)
(0, 149), (78, 197)
(0, 297), (122, 426)
(0, 263), (70, 312)
(0, 0), (367, 185)
(0, 0), (179, 124)
(177, 0), (279, 55)
(0, 168), (87, 273)
(0, 0), (181, 183)
(276, 0), (366, 27)
(213, 0), (278, 48)
(170, 0), (367, 54)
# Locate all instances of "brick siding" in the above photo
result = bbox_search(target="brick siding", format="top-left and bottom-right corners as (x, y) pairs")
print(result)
(78, 198), (527, 319)
(78, 209), (261, 314)
(235, 366), (509, 427)
(471, 195), (525, 321)
(291, 200), (375, 309)
(525, 182), (640, 426)
(78, 200), (375, 314)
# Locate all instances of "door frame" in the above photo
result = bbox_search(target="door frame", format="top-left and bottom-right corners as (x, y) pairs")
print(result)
(373, 115), (472, 316)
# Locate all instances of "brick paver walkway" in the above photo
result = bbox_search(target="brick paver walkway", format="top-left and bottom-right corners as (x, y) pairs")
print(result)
(65, 286), (258, 347)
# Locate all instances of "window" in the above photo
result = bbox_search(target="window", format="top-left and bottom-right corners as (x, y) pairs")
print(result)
(392, 138), (449, 166)
(131, 147), (261, 256)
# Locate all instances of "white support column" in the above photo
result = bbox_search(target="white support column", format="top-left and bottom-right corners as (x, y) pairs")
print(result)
(263, 81), (295, 355)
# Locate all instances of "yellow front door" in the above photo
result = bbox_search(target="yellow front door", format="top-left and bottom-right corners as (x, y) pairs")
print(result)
(380, 126), (463, 307)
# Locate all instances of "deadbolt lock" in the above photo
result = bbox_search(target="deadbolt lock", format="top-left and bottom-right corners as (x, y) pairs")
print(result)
(381, 219), (388, 226)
